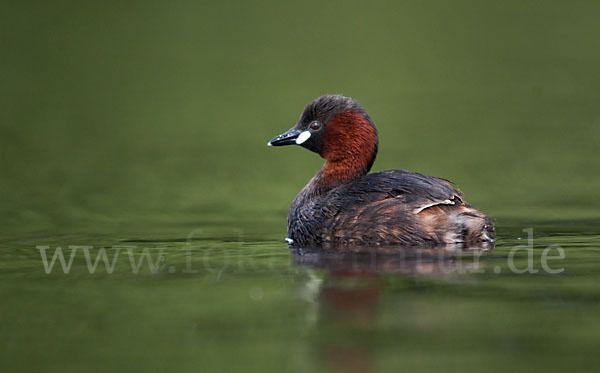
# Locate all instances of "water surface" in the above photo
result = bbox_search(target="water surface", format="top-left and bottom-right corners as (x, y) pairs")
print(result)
(2, 216), (600, 372)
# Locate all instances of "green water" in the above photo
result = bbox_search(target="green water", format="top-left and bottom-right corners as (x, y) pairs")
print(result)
(2, 1), (600, 372)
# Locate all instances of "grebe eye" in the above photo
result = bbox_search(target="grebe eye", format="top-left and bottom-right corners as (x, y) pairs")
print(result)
(309, 121), (321, 131)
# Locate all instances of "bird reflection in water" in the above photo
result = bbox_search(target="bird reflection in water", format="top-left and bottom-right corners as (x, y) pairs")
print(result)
(292, 242), (493, 373)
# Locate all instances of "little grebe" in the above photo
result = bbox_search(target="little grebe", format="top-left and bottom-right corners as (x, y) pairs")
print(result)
(268, 94), (494, 247)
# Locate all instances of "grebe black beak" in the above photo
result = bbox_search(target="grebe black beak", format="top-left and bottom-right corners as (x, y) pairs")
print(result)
(267, 127), (310, 147)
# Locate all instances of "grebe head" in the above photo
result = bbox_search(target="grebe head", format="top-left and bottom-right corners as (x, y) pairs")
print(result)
(268, 95), (379, 174)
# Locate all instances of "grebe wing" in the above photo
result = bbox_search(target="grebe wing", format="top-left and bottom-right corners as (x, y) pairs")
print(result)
(333, 169), (465, 214)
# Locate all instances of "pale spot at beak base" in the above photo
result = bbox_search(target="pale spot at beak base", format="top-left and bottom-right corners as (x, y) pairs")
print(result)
(295, 131), (311, 145)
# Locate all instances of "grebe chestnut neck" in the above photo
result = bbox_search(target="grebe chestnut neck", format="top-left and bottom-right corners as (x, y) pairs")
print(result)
(268, 94), (494, 247)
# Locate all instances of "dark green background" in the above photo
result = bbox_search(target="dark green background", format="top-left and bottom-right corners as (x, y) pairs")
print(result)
(1, 1), (600, 372)
(2, 0), (599, 234)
